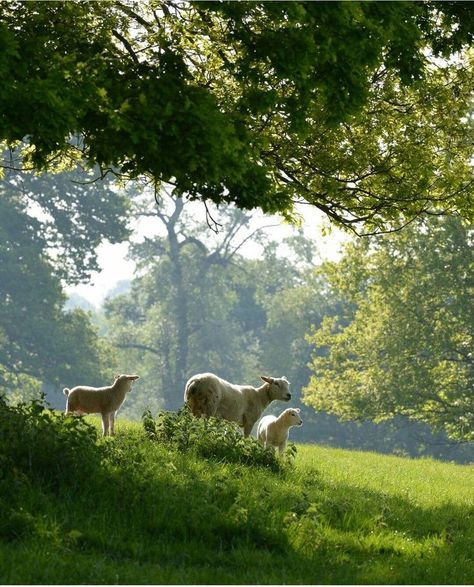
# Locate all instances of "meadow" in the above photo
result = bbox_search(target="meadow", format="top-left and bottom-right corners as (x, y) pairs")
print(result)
(0, 403), (473, 585)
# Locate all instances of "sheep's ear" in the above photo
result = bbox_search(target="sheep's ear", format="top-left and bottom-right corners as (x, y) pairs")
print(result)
(260, 375), (273, 384)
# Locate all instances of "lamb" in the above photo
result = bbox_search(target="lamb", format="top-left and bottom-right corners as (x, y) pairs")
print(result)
(184, 372), (291, 436)
(257, 408), (303, 455)
(63, 374), (139, 436)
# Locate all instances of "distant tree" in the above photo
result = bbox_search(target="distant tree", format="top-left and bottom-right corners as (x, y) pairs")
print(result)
(1, 164), (130, 282)
(1, 2), (473, 230)
(0, 168), (127, 400)
(0, 194), (118, 401)
(103, 188), (345, 415)
(106, 279), (132, 300)
(65, 294), (96, 313)
(258, 263), (341, 401)
(104, 190), (277, 411)
(304, 217), (474, 442)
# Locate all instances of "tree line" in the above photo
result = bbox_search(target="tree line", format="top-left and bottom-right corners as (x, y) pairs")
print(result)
(1, 169), (472, 462)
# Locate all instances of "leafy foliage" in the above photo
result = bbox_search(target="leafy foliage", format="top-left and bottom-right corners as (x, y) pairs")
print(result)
(0, 395), (102, 491)
(304, 217), (474, 441)
(142, 407), (293, 471)
(0, 166), (130, 283)
(0, 2), (473, 228)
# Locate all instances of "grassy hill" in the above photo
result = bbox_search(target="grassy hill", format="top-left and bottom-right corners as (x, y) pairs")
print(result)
(0, 406), (473, 584)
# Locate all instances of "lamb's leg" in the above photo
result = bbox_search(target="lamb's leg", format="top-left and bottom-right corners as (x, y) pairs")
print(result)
(278, 441), (287, 455)
(101, 412), (111, 436)
(109, 412), (116, 436)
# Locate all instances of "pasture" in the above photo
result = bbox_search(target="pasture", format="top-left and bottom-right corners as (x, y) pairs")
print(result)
(0, 412), (473, 584)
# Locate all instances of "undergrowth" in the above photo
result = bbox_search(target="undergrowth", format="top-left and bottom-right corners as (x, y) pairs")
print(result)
(142, 406), (296, 471)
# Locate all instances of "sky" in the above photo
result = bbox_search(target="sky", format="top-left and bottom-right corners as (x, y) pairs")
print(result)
(66, 201), (349, 307)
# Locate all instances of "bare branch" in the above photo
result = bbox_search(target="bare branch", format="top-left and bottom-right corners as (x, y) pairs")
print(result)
(114, 2), (154, 31)
(204, 201), (223, 233)
(112, 29), (140, 66)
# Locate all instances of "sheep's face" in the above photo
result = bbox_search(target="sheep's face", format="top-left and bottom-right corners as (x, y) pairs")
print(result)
(285, 408), (303, 427)
(114, 374), (140, 393)
(261, 376), (291, 402)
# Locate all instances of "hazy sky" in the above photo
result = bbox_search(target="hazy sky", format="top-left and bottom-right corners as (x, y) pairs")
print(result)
(67, 202), (349, 307)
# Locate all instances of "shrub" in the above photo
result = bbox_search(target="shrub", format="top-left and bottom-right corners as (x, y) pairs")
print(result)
(142, 406), (295, 471)
(0, 394), (103, 490)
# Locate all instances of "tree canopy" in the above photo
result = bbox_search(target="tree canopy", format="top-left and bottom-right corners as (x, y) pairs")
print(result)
(303, 217), (474, 442)
(1, 1), (473, 231)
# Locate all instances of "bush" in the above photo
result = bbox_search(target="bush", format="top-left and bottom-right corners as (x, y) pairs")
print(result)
(0, 394), (103, 490)
(142, 406), (295, 471)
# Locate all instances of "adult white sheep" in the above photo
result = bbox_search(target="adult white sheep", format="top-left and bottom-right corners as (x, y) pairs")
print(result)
(257, 408), (303, 455)
(184, 373), (291, 436)
(63, 374), (139, 436)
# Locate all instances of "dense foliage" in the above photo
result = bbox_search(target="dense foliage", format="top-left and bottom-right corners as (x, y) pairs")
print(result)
(0, 396), (102, 514)
(1, 2), (473, 230)
(304, 217), (474, 442)
(143, 406), (294, 471)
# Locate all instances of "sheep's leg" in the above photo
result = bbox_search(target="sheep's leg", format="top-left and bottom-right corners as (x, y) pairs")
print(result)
(242, 415), (254, 437)
(101, 412), (111, 436)
(109, 412), (116, 436)
(278, 442), (287, 456)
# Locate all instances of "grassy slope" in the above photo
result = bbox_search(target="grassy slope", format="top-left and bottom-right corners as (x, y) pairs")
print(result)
(0, 418), (473, 585)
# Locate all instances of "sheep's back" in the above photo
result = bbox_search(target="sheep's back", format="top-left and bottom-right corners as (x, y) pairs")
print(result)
(185, 373), (247, 421)
(67, 387), (123, 413)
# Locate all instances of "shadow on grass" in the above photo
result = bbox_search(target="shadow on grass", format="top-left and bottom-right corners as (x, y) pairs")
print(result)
(279, 470), (474, 584)
(1, 432), (472, 584)
(54, 457), (474, 584)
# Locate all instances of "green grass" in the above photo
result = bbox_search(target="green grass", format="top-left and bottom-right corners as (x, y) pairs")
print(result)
(0, 415), (473, 584)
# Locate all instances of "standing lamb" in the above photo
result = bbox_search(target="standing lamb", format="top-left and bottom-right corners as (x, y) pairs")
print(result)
(184, 373), (291, 436)
(63, 374), (139, 436)
(257, 408), (303, 455)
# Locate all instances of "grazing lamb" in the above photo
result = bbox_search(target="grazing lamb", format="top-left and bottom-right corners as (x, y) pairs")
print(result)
(184, 373), (291, 436)
(63, 374), (139, 436)
(257, 408), (303, 455)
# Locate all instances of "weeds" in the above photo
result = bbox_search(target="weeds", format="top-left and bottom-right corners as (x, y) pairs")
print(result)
(142, 406), (295, 471)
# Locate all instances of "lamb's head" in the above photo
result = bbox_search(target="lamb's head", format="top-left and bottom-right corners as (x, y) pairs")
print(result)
(114, 374), (140, 393)
(282, 407), (303, 427)
(260, 375), (291, 402)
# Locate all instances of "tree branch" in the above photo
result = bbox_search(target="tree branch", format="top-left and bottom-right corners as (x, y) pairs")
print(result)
(112, 30), (140, 66)
(113, 342), (161, 356)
